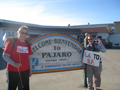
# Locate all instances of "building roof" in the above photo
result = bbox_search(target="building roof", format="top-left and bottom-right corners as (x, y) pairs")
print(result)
(80, 27), (111, 32)
(0, 19), (112, 33)
(114, 21), (120, 25)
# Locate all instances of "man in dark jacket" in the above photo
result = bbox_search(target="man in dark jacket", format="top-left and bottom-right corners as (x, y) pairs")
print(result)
(86, 35), (106, 90)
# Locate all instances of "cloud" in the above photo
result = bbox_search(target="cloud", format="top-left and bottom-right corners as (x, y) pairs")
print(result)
(39, 0), (71, 4)
(0, 3), (31, 20)
(0, 2), (82, 26)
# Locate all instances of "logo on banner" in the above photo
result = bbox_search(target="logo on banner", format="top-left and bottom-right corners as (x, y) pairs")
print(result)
(32, 58), (39, 69)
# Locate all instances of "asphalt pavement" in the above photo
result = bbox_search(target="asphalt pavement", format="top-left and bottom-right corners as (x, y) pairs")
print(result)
(0, 49), (120, 90)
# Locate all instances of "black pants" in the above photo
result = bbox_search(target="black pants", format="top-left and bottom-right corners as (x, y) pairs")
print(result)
(7, 69), (30, 90)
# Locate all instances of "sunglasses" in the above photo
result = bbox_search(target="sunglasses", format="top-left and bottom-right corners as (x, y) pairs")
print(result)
(88, 38), (93, 40)
(20, 32), (28, 35)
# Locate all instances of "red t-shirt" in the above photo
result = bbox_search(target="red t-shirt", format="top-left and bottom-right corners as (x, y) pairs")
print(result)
(4, 38), (32, 71)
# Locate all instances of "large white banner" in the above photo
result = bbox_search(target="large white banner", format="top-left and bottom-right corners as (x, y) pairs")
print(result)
(83, 50), (101, 67)
(29, 34), (84, 74)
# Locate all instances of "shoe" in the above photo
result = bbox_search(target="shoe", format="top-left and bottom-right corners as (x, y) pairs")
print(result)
(94, 87), (100, 90)
(88, 87), (94, 90)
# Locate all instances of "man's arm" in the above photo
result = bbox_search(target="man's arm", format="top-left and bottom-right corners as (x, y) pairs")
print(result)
(2, 52), (16, 66)
(2, 52), (22, 68)
(28, 55), (32, 76)
(28, 55), (32, 70)
(97, 38), (106, 52)
(97, 44), (106, 52)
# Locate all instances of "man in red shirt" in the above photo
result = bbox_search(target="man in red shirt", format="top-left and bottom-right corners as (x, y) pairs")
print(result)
(3, 26), (32, 90)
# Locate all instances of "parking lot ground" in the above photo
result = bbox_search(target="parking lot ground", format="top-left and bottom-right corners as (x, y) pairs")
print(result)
(0, 49), (120, 90)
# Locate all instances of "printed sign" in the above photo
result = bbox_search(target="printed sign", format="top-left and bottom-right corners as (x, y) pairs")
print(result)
(17, 46), (28, 53)
(29, 34), (84, 74)
(83, 50), (101, 67)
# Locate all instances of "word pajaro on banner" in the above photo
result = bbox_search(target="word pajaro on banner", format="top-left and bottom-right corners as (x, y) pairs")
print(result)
(83, 50), (101, 67)
(42, 52), (72, 58)
(29, 34), (84, 74)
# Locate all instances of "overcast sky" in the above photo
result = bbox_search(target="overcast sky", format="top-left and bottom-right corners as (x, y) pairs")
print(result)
(0, 0), (120, 26)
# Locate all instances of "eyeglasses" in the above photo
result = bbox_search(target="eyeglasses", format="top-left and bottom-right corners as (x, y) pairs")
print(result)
(88, 38), (93, 40)
(20, 32), (28, 35)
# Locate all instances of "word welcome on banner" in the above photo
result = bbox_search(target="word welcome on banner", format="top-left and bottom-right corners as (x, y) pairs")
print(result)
(29, 34), (85, 74)
(83, 50), (101, 67)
